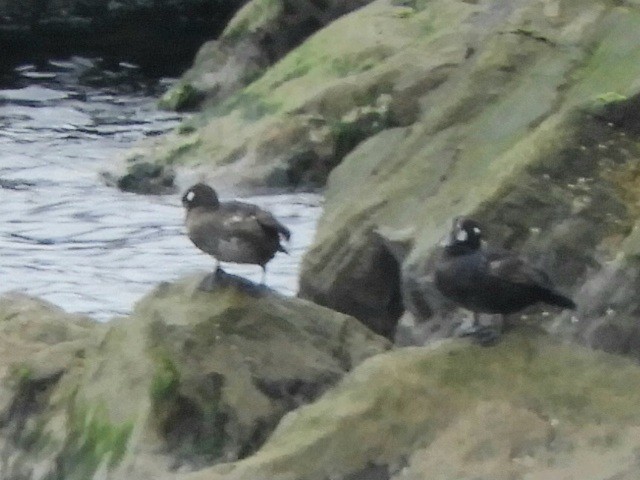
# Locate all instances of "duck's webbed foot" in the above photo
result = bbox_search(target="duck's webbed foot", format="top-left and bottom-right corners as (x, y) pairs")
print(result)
(456, 313), (501, 346)
(461, 325), (501, 346)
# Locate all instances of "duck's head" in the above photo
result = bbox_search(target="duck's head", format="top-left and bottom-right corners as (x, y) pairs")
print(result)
(182, 183), (220, 210)
(445, 216), (483, 251)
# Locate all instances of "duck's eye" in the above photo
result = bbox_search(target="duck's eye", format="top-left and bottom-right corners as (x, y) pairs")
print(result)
(186, 191), (195, 202)
(455, 229), (468, 242)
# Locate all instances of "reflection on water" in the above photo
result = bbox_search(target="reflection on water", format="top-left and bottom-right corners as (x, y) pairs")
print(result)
(0, 61), (322, 320)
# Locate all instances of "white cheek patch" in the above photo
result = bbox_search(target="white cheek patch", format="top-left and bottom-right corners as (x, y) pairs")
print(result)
(473, 227), (481, 235)
(186, 191), (195, 202)
(455, 229), (468, 242)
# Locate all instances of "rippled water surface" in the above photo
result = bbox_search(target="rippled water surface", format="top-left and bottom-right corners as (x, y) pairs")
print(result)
(0, 62), (322, 320)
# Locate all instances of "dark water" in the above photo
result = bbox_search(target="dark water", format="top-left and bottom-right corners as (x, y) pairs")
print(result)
(0, 60), (322, 320)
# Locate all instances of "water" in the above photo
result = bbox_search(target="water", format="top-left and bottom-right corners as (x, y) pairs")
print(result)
(0, 60), (323, 320)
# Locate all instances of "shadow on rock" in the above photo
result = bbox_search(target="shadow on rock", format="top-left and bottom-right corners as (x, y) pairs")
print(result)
(197, 268), (274, 298)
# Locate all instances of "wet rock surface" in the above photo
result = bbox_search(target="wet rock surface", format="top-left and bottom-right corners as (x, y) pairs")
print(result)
(119, 0), (393, 192)
(295, 1), (640, 352)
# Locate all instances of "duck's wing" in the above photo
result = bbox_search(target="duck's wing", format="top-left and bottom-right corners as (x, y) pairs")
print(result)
(224, 201), (290, 241)
(224, 202), (291, 240)
(185, 208), (227, 253)
(485, 249), (552, 288)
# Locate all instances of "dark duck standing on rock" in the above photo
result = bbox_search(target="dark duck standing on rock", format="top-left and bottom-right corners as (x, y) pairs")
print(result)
(435, 217), (576, 342)
(182, 183), (291, 284)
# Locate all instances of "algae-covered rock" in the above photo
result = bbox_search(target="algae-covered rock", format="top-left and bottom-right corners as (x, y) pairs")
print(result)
(297, 1), (640, 350)
(114, 160), (176, 195)
(111, 0), (640, 353)
(124, 273), (389, 470)
(0, 293), (106, 480)
(113, 0), (461, 191)
(2, 286), (640, 480)
(0, 274), (388, 479)
(110, 0), (640, 353)
(158, 84), (205, 112)
(182, 329), (640, 480)
(160, 0), (375, 112)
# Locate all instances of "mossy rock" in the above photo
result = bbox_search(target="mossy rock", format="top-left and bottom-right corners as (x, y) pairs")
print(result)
(298, 2), (640, 351)
(182, 328), (640, 480)
(116, 161), (176, 194)
(133, 273), (388, 465)
(158, 83), (205, 112)
(222, 0), (283, 41)
(0, 275), (389, 479)
(120, 0), (448, 189)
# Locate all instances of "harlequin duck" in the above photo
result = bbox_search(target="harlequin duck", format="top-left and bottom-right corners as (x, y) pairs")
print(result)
(435, 217), (575, 341)
(182, 183), (291, 283)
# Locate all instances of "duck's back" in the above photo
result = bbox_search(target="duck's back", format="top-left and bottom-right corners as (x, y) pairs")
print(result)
(436, 247), (571, 314)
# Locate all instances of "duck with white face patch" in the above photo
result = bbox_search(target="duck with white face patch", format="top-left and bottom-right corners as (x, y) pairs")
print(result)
(181, 183), (291, 284)
(435, 217), (576, 344)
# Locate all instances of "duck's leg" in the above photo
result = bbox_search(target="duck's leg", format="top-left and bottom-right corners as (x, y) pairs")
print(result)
(460, 312), (501, 346)
(199, 260), (222, 291)
(458, 312), (481, 336)
(473, 314), (502, 346)
(260, 265), (267, 285)
(208, 260), (227, 287)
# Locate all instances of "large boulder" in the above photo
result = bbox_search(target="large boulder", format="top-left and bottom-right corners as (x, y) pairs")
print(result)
(298, 0), (640, 348)
(0, 293), (105, 479)
(181, 328), (640, 480)
(0, 274), (388, 479)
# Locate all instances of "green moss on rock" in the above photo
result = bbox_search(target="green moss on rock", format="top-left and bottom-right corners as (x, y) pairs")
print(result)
(222, 0), (283, 41)
(158, 83), (204, 112)
(150, 354), (180, 404)
(55, 401), (133, 480)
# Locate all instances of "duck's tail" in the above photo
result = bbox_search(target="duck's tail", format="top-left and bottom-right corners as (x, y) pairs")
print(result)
(277, 225), (291, 254)
(542, 289), (576, 310)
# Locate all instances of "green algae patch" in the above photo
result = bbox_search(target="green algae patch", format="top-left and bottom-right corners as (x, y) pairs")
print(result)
(55, 401), (133, 480)
(8, 363), (34, 385)
(222, 0), (283, 41)
(213, 91), (282, 121)
(161, 136), (202, 165)
(595, 92), (628, 105)
(150, 354), (180, 404)
(567, 8), (640, 106)
(158, 83), (204, 111)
